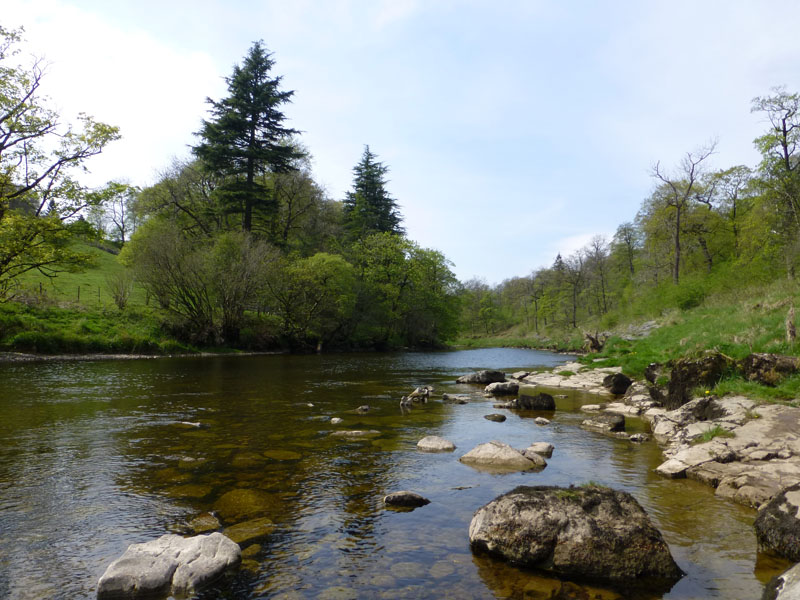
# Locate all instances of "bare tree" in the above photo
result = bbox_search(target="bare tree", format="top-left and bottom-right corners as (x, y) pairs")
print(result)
(652, 141), (717, 284)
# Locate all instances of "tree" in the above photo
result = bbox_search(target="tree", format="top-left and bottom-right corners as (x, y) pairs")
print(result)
(89, 181), (139, 244)
(652, 141), (716, 284)
(0, 26), (119, 298)
(342, 146), (403, 238)
(193, 41), (304, 233)
(751, 88), (800, 274)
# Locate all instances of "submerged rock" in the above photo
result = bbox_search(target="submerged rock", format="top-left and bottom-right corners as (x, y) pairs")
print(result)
(534, 417), (550, 426)
(224, 517), (275, 545)
(484, 413), (507, 422)
(213, 488), (281, 522)
(416, 435), (456, 452)
(97, 532), (240, 599)
(383, 491), (431, 508)
(330, 430), (381, 439)
(754, 482), (800, 561)
(188, 512), (221, 534)
(441, 393), (470, 404)
(468, 485), (682, 586)
(581, 413), (625, 434)
(459, 441), (546, 472)
(456, 370), (506, 384)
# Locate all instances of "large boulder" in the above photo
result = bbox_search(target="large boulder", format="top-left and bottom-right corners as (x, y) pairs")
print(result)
(665, 352), (736, 410)
(516, 390), (556, 411)
(740, 353), (800, 387)
(459, 441), (546, 472)
(602, 373), (632, 395)
(485, 381), (519, 395)
(754, 482), (800, 561)
(469, 485), (682, 586)
(457, 370), (506, 384)
(97, 533), (240, 599)
(763, 562), (800, 600)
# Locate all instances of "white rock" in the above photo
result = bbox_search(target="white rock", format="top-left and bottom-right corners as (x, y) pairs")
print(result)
(417, 435), (456, 452)
(655, 458), (688, 479)
(524, 442), (554, 458)
(97, 533), (240, 599)
(459, 440), (544, 471)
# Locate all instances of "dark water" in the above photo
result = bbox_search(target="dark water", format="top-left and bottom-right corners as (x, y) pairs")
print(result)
(0, 348), (789, 599)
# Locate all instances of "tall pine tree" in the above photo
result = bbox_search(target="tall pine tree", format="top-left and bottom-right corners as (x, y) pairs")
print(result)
(193, 41), (303, 232)
(343, 146), (403, 238)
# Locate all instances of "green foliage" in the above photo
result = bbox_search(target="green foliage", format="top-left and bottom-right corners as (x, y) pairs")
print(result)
(193, 41), (304, 232)
(342, 146), (403, 239)
(0, 26), (120, 299)
(695, 424), (735, 444)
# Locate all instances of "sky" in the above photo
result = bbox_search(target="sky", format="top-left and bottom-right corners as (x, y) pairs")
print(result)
(4, 0), (800, 284)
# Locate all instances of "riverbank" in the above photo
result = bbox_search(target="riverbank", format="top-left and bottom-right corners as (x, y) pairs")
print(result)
(0, 349), (285, 363)
(517, 360), (800, 512)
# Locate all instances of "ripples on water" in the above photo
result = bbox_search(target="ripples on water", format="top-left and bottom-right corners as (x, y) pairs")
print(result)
(0, 350), (789, 599)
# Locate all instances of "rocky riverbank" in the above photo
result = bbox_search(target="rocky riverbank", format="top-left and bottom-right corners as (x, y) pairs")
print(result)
(514, 360), (800, 511)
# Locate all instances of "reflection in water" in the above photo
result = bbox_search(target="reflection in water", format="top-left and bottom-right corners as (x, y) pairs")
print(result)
(0, 350), (790, 599)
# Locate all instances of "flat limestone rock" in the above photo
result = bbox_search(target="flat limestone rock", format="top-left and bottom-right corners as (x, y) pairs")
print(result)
(330, 430), (381, 439)
(97, 532), (240, 599)
(416, 435), (456, 452)
(655, 458), (688, 479)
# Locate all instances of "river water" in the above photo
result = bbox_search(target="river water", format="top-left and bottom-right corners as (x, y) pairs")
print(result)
(0, 348), (790, 599)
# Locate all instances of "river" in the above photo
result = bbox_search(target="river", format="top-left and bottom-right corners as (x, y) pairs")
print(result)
(0, 348), (789, 599)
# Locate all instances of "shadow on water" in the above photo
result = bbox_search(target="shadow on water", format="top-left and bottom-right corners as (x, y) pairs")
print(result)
(0, 349), (791, 599)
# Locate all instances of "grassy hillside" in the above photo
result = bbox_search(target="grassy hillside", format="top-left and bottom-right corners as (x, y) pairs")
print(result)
(456, 277), (800, 403)
(0, 244), (193, 354)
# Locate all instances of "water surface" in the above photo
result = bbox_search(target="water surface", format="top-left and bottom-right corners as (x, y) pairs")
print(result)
(0, 348), (788, 599)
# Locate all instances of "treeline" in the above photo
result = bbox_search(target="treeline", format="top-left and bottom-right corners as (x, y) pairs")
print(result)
(461, 88), (800, 338)
(119, 43), (459, 351)
(0, 30), (459, 351)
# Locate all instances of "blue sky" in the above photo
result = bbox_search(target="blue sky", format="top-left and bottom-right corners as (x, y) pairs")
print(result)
(5, 0), (800, 283)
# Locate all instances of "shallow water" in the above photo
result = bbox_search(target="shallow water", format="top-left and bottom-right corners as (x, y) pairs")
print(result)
(0, 348), (789, 599)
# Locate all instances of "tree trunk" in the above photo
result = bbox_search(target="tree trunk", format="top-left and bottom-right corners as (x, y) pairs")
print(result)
(673, 205), (681, 285)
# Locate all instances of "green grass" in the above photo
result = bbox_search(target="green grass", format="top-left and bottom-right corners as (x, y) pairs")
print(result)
(14, 244), (150, 310)
(557, 370), (576, 377)
(695, 424), (736, 444)
(0, 301), (194, 354)
(0, 243), (198, 354)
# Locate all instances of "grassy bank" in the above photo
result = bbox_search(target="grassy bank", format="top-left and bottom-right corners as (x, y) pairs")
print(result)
(458, 278), (800, 403)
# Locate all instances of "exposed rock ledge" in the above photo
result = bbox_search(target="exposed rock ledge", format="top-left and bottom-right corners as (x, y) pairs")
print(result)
(649, 395), (800, 509)
(522, 361), (625, 395)
(528, 363), (800, 511)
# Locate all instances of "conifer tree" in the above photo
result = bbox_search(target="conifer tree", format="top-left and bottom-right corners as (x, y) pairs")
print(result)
(343, 146), (403, 238)
(193, 41), (303, 232)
